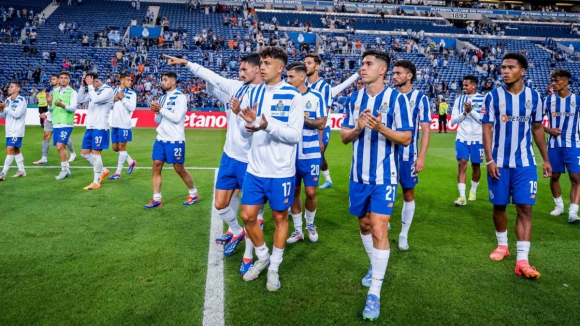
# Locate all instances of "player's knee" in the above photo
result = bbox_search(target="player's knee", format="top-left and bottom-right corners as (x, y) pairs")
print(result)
(550, 173), (561, 182)
(458, 159), (468, 168)
(305, 187), (316, 199)
(214, 199), (228, 211)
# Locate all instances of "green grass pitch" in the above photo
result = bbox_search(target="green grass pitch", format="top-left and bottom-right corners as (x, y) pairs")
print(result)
(0, 126), (579, 325)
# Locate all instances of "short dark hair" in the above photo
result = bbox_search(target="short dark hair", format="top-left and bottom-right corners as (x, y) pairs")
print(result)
(462, 75), (478, 85)
(58, 71), (70, 77)
(286, 62), (307, 74)
(241, 53), (261, 67)
(362, 50), (390, 70)
(162, 71), (178, 79)
(304, 52), (322, 65)
(118, 70), (131, 78)
(10, 81), (22, 89)
(50, 74), (58, 78)
(502, 52), (528, 70)
(85, 72), (99, 80)
(393, 59), (416, 81)
(551, 68), (572, 80)
(259, 46), (288, 66)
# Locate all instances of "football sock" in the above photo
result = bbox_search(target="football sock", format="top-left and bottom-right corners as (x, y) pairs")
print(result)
(496, 230), (508, 247)
(81, 153), (94, 165)
(458, 183), (466, 198)
(400, 200), (415, 238)
(322, 169), (332, 183)
(470, 180), (479, 194)
(255, 243), (270, 262)
(67, 139), (74, 153)
(269, 247), (284, 272)
(243, 232), (254, 261)
(305, 209), (316, 225)
(153, 193), (162, 201)
(2, 155), (14, 174)
(554, 196), (564, 207)
(361, 232), (373, 262)
(292, 212), (303, 231)
(230, 193), (240, 216)
(516, 241), (530, 261)
(60, 161), (67, 172)
(42, 140), (50, 158)
(15, 153), (24, 172)
(569, 203), (578, 215)
(116, 151), (128, 174)
(217, 206), (243, 236)
(368, 248), (390, 298)
(125, 152), (134, 165)
(188, 187), (198, 197)
(93, 155), (103, 184)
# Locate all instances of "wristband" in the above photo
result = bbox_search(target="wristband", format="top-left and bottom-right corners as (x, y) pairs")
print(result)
(486, 160), (495, 166)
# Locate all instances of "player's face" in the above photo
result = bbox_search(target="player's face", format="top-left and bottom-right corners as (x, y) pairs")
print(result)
(286, 70), (305, 89)
(7, 84), (20, 96)
(501, 59), (525, 85)
(161, 76), (176, 90)
(120, 76), (133, 88)
(260, 56), (284, 84)
(239, 61), (257, 83)
(360, 55), (386, 84)
(50, 76), (58, 86)
(58, 74), (70, 87)
(304, 57), (319, 77)
(93, 79), (103, 89)
(462, 80), (477, 95)
(551, 76), (569, 93)
(392, 66), (411, 87)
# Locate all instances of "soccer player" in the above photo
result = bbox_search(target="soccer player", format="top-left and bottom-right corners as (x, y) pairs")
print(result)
(543, 69), (580, 224)
(144, 71), (199, 209)
(285, 62), (327, 244)
(77, 72), (113, 190)
(49, 71), (78, 180)
(164, 53), (263, 263)
(482, 52), (551, 279)
(0, 82), (27, 180)
(304, 53), (334, 189)
(33, 74), (76, 165)
(340, 50), (412, 320)
(450, 75), (486, 206)
(237, 46), (303, 291)
(109, 71), (138, 180)
(391, 59), (431, 251)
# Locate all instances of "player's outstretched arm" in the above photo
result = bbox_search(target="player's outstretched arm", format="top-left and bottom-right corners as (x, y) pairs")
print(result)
(331, 72), (359, 97)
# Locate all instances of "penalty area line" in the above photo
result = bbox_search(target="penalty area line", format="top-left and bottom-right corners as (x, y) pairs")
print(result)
(203, 168), (225, 326)
(23, 165), (218, 170)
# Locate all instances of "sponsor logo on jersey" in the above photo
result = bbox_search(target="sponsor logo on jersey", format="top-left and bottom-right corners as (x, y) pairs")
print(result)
(501, 114), (532, 122)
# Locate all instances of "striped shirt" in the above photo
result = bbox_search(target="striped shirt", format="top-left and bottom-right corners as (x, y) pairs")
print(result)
(306, 77), (332, 109)
(482, 86), (543, 168)
(544, 93), (580, 148)
(111, 87), (137, 129)
(342, 87), (413, 185)
(398, 88), (430, 161)
(450, 93), (486, 143)
(155, 89), (187, 141)
(240, 81), (304, 178)
(299, 88), (326, 160)
(1, 95), (27, 138)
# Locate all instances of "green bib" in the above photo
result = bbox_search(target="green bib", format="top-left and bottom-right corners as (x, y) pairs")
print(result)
(51, 87), (75, 125)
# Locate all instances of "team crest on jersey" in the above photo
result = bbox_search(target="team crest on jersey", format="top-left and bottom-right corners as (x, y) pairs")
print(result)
(379, 102), (389, 114)
(305, 101), (312, 110)
(525, 100), (533, 110)
(355, 105), (360, 112)
(276, 100), (284, 111)
(571, 101), (577, 110)
(409, 100), (415, 108)
(553, 112), (558, 117)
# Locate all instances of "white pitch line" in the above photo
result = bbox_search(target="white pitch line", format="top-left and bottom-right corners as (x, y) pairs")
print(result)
(23, 165), (217, 170)
(203, 168), (225, 326)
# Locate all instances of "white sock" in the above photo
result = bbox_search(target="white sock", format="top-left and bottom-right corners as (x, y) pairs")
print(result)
(516, 241), (530, 261)
(361, 233), (373, 262)
(15, 153), (24, 172)
(125, 152), (134, 165)
(116, 151), (128, 174)
(42, 140), (50, 158)
(292, 213), (303, 231)
(458, 183), (466, 198)
(230, 193), (240, 216)
(60, 161), (68, 172)
(153, 193), (162, 201)
(254, 243), (270, 262)
(82, 153), (94, 165)
(189, 187), (198, 196)
(93, 155), (103, 184)
(400, 200), (415, 238)
(67, 139), (74, 153)
(570, 203), (579, 215)
(243, 232), (254, 261)
(217, 207), (243, 236)
(554, 196), (564, 207)
(322, 169), (331, 183)
(269, 247), (284, 272)
(368, 248), (390, 298)
(496, 230), (508, 247)
(470, 180), (479, 193)
(2, 155), (14, 174)
(305, 209), (316, 225)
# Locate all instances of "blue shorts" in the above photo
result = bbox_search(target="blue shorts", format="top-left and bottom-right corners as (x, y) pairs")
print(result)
(322, 126), (331, 147)
(487, 166), (537, 205)
(6, 137), (22, 148)
(398, 159), (418, 189)
(349, 181), (398, 217)
(82, 129), (110, 150)
(111, 127), (133, 144)
(53, 127), (73, 146)
(241, 173), (295, 211)
(152, 139), (186, 164)
(456, 140), (483, 164)
(549, 147), (580, 174)
(216, 153), (248, 190)
(296, 158), (322, 187)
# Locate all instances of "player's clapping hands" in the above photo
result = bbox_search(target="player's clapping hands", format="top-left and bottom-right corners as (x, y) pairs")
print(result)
(463, 101), (472, 114)
(54, 99), (66, 109)
(229, 97), (241, 115)
(150, 101), (161, 113)
(545, 127), (562, 137)
(114, 90), (126, 102)
(359, 109), (383, 131)
(0, 102), (5, 112)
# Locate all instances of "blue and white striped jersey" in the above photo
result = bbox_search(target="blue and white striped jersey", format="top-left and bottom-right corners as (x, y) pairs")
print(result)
(398, 88), (430, 161)
(80, 84), (114, 130)
(155, 89), (187, 141)
(450, 93), (486, 143)
(1, 95), (27, 138)
(240, 81), (304, 178)
(299, 88), (326, 160)
(306, 77), (332, 109)
(482, 86), (544, 168)
(544, 93), (580, 148)
(111, 87), (137, 129)
(342, 87), (413, 185)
